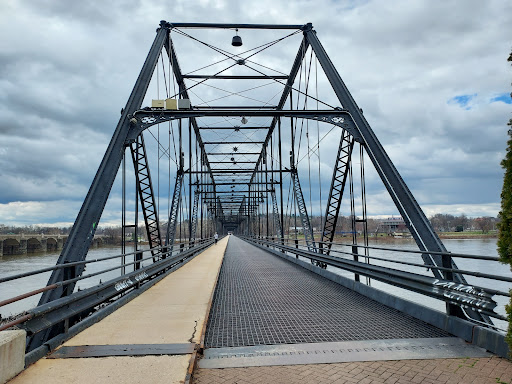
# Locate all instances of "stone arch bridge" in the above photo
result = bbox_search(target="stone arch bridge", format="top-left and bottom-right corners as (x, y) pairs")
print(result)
(0, 235), (107, 256)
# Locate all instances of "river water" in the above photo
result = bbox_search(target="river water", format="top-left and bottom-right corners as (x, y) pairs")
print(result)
(1, 238), (510, 331)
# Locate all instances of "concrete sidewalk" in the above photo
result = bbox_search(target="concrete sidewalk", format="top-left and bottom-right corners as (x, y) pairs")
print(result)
(10, 237), (228, 384)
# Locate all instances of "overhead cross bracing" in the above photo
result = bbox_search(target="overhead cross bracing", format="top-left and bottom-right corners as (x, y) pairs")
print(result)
(27, 19), (498, 354)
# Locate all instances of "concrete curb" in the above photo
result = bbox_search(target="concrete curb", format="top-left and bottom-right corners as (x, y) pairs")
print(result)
(0, 330), (26, 384)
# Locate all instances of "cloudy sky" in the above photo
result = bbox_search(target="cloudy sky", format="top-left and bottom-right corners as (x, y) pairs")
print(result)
(0, 0), (510, 227)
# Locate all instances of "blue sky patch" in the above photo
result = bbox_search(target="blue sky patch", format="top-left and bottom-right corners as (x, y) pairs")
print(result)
(448, 94), (477, 109)
(490, 93), (512, 104)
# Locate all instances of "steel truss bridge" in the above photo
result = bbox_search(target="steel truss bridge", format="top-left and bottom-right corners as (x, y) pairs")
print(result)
(0, 21), (509, 364)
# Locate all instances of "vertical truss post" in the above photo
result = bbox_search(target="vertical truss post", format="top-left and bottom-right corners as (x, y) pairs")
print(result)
(348, 154), (360, 281)
(306, 27), (486, 322)
(321, 130), (354, 254)
(190, 188), (200, 245)
(130, 134), (162, 259)
(271, 189), (283, 239)
(166, 171), (184, 251)
(278, 118), (284, 243)
(291, 169), (316, 252)
(188, 120), (193, 245)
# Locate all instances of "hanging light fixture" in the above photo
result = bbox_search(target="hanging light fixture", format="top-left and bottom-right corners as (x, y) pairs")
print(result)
(232, 28), (242, 47)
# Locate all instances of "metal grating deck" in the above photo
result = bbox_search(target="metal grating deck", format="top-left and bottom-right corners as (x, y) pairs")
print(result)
(204, 237), (450, 348)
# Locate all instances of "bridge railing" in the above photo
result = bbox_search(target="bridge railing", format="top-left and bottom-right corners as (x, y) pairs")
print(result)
(240, 235), (510, 328)
(0, 237), (214, 334)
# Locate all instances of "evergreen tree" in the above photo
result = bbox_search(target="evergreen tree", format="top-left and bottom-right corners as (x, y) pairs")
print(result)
(497, 50), (512, 351)
(498, 120), (512, 262)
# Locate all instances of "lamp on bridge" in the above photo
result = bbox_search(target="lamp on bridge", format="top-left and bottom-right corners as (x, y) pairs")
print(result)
(232, 29), (243, 47)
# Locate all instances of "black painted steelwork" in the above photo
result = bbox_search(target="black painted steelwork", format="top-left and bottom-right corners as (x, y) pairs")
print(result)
(166, 171), (184, 250)
(290, 169), (316, 252)
(130, 134), (162, 258)
(169, 23), (306, 30)
(270, 189), (283, 239)
(321, 131), (354, 254)
(25, 20), (495, 353)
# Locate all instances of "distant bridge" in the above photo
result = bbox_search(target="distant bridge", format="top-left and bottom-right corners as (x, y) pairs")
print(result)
(0, 235), (107, 256)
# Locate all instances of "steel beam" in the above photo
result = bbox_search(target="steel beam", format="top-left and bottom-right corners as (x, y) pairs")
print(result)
(188, 170), (289, 174)
(210, 190), (275, 193)
(132, 110), (358, 138)
(202, 141), (265, 144)
(199, 127), (269, 130)
(206, 152), (261, 155)
(169, 23), (306, 30)
(208, 161), (259, 164)
(184, 75), (288, 80)
(194, 106), (277, 109)
(195, 182), (278, 186)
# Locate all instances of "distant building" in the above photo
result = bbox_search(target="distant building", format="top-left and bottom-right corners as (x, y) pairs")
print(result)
(288, 226), (318, 234)
(376, 217), (408, 234)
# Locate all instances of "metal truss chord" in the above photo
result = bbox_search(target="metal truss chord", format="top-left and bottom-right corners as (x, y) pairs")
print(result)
(169, 22), (306, 29)
(184, 75), (288, 80)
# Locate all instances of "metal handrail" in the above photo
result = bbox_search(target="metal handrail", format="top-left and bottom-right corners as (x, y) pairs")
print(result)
(241, 235), (508, 321)
(0, 237), (213, 310)
(0, 238), (214, 333)
(0, 237), (213, 283)
(258, 235), (500, 261)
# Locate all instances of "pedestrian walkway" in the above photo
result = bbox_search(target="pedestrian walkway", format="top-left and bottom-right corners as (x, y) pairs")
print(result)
(9, 237), (228, 384)
(194, 236), (508, 384)
(205, 237), (448, 348)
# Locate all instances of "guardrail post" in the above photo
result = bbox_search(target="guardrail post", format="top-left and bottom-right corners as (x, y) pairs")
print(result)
(180, 243), (184, 254)
(63, 262), (77, 295)
(294, 239), (299, 258)
(135, 252), (143, 270)
(442, 253), (454, 280)
(352, 245), (360, 282)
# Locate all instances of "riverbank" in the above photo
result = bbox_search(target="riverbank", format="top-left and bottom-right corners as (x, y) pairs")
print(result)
(329, 231), (497, 242)
(438, 231), (497, 239)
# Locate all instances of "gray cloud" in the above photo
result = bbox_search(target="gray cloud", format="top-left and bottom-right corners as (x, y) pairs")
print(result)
(0, 0), (510, 226)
